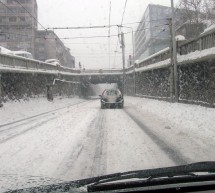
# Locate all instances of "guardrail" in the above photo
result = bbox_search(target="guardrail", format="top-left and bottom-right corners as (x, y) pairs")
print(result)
(136, 47), (170, 69)
(0, 53), (125, 75)
(82, 68), (123, 74)
(134, 27), (215, 69)
(0, 53), (81, 74)
(125, 65), (135, 73)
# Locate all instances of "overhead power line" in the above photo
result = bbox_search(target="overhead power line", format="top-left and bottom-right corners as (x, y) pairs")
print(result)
(0, 24), (168, 40)
(47, 25), (118, 30)
(46, 19), (170, 30)
(121, 0), (128, 25)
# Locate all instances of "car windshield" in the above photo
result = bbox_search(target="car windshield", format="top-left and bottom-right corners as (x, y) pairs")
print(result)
(0, 0), (215, 192)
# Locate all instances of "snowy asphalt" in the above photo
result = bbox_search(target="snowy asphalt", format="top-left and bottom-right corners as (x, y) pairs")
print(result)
(0, 97), (215, 191)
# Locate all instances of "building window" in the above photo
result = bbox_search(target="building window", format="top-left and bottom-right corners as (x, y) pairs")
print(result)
(9, 17), (16, 22)
(19, 17), (26, 22)
(0, 34), (6, 40)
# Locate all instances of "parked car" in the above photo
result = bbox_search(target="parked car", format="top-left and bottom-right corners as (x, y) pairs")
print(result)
(100, 89), (124, 109)
(0, 46), (13, 55)
(45, 59), (61, 66)
(11, 51), (33, 59)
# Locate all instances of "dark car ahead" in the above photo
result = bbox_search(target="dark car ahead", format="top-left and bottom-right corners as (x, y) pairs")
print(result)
(100, 89), (124, 109)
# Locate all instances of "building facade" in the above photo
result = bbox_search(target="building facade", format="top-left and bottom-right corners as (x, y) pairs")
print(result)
(0, 0), (37, 56)
(135, 4), (171, 60)
(35, 30), (75, 68)
(0, 0), (75, 68)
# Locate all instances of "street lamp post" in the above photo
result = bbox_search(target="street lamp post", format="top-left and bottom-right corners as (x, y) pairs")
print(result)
(120, 26), (135, 66)
(171, 0), (178, 102)
(120, 32), (126, 95)
(121, 26), (136, 95)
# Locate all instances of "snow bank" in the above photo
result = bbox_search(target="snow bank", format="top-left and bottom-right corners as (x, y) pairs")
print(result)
(126, 96), (215, 142)
(178, 47), (215, 63)
(176, 35), (186, 41)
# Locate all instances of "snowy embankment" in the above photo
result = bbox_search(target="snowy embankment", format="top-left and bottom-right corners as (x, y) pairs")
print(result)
(126, 96), (215, 137)
(125, 96), (215, 165)
(0, 97), (85, 125)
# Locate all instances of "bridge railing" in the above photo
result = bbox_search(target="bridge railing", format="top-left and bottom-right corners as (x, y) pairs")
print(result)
(125, 65), (134, 73)
(136, 47), (170, 69)
(0, 53), (80, 74)
(133, 27), (215, 70)
(179, 27), (215, 55)
(82, 68), (123, 74)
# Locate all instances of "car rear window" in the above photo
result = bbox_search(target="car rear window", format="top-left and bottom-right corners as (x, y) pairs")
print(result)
(105, 90), (118, 96)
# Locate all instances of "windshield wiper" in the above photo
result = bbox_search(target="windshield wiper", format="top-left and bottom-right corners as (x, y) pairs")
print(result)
(86, 161), (215, 192)
(7, 162), (215, 193)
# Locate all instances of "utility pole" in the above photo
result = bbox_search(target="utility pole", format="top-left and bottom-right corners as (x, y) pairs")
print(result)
(131, 30), (136, 96)
(171, 0), (178, 102)
(120, 32), (126, 95)
(0, 74), (3, 107)
(168, 18), (174, 101)
(120, 26), (135, 95)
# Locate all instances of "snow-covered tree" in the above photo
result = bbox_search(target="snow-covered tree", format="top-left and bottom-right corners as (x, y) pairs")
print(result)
(177, 0), (205, 24)
(176, 0), (215, 26)
(204, 0), (215, 25)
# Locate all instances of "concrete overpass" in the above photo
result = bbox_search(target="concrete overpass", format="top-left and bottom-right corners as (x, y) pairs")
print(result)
(0, 53), (124, 100)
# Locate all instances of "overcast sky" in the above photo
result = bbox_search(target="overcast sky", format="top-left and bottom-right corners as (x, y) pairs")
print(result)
(37, 0), (179, 69)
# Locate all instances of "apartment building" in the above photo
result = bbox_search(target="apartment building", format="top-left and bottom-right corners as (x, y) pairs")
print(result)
(135, 4), (171, 60)
(0, 0), (75, 68)
(0, 0), (37, 55)
(35, 30), (75, 68)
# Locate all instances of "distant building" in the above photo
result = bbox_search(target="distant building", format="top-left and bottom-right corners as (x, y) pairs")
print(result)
(135, 4), (171, 60)
(0, 0), (75, 68)
(35, 30), (75, 68)
(0, 0), (38, 56)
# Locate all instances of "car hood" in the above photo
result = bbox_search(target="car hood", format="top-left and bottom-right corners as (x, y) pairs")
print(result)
(4, 162), (215, 193)
(0, 174), (63, 193)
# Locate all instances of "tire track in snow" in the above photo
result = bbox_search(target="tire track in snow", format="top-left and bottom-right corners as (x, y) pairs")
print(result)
(0, 100), (89, 128)
(0, 116), (57, 145)
(55, 108), (107, 180)
(0, 115), (52, 134)
(90, 110), (107, 177)
(124, 108), (188, 165)
(55, 114), (100, 179)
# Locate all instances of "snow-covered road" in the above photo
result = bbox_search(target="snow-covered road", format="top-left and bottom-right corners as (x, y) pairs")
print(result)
(0, 97), (215, 192)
